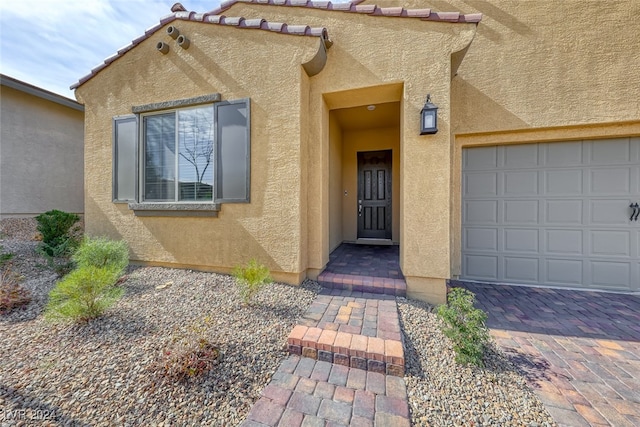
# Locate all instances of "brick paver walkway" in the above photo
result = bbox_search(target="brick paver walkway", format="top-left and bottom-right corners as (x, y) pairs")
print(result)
(242, 287), (409, 426)
(242, 355), (410, 426)
(318, 244), (406, 297)
(457, 281), (640, 427)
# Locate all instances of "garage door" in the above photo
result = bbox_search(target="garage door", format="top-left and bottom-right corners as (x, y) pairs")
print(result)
(462, 137), (640, 291)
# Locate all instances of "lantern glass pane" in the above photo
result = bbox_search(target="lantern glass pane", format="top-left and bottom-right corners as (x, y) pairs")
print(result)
(423, 111), (435, 129)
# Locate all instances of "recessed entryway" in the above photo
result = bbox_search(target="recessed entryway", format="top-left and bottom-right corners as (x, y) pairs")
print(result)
(327, 101), (400, 251)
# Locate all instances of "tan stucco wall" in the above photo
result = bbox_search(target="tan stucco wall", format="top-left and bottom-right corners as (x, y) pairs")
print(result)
(328, 113), (343, 252)
(340, 127), (400, 243)
(444, 0), (640, 280)
(76, 3), (478, 302)
(228, 4), (477, 303)
(75, 20), (320, 283)
(0, 85), (84, 218)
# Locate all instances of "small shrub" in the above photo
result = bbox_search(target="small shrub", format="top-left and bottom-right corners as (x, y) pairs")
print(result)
(154, 317), (220, 381)
(35, 210), (80, 257)
(436, 287), (490, 367)
(44, 237), (128, 323)
(73, 236), (129, 271)
(233, 259), (272, 305)
(0, 268), (31, 313)
(0, 251), (14, 268)
(45, 265), (124, 323)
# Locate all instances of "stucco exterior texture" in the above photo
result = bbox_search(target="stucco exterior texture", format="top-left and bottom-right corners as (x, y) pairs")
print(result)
(1, 84), (84, 218)
(75, 1), (640, 305)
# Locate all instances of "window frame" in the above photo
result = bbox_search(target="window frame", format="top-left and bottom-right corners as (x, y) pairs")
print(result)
(139, 105), (216, 204)
(112, 96), (250, 214)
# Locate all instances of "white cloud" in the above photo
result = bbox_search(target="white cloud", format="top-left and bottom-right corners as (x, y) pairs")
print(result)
(0, 0), (351, 98)
(0, 0), (220, 98)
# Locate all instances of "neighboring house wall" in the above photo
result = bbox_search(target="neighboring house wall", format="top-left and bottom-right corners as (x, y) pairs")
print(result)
(0, 75), (84, 218)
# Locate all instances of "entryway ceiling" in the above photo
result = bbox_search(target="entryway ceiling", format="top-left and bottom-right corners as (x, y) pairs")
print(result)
(332, 102), (400, 131)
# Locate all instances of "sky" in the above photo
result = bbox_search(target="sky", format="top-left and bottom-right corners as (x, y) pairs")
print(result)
(0, 0), (224, 100)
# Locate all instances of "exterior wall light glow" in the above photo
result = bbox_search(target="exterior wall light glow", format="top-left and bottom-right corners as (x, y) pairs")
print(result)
(367, 105), (376, 111)
(420, 94), (438, 135)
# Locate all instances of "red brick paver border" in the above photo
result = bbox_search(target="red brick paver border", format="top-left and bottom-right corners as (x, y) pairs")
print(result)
(287, 291), (405, 376)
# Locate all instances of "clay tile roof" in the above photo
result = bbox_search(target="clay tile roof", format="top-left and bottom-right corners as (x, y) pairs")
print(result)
(212, 0), (481, 23)
(71, 1), (481, 90)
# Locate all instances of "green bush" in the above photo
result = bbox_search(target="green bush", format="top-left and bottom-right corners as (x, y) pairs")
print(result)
(45, 265), (124, 322)
(0, 251), (14, 268)
(35, 210), (80, 257)
(45, 238), (129, 323)
(233, 259), (272, 305)
(436, 287), (490, 367)
(73, 236), (128, 271)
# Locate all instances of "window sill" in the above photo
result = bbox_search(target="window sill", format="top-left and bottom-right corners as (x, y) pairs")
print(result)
(128, 202), (220, 217)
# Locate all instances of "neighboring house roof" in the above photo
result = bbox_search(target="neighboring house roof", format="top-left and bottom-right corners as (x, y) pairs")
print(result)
(2, 74), (84, 111)
(70, 1), (482, 90)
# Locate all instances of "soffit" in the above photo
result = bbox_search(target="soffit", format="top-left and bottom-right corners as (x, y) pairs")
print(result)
(332, 102), (400, 131)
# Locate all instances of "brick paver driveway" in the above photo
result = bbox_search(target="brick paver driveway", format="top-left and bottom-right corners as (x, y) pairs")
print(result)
(459, 282), (640, 427)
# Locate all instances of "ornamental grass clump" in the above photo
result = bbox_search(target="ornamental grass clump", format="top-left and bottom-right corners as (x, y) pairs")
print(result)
(233, 259), (272, 305)
(45, 237), (129, 323)
(436, 287), (490, 367)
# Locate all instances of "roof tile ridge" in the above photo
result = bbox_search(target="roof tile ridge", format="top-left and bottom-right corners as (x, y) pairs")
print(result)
(174, 9), (328, 40)
(211, 1), (480, 23)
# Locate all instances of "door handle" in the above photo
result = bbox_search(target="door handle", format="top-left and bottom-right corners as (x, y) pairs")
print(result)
(358, 200), (362, 217)
(630, 203), (639, 221)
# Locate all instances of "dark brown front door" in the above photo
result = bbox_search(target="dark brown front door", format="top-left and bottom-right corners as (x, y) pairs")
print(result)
(357, 150), (392, 239)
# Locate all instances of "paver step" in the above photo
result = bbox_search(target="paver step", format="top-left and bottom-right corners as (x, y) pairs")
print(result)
(241, 355), (411, 427)
(287, 292), (405, 377)
(318, 272), (407, 297)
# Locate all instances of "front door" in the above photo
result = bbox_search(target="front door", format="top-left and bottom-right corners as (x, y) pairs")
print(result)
(357, 150), (392, 240)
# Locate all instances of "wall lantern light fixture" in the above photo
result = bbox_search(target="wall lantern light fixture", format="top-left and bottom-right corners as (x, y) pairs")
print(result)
(420, 94), (438, 135)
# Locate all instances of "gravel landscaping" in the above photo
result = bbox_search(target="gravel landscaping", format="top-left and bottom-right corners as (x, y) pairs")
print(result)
(1, 218), (555, 426)
(399, 298), (556, 426)
(1, 219), (319, 425)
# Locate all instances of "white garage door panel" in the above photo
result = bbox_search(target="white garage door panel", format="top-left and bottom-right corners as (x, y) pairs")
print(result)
(547, 259), (583, 284)
(462, 137), (640, 291)
(504, 200), (538, 224)
(546, 229), (582, 254)
(546, 200), (583, 224)
(591, 200), (630, 225)
(505, 229), (538, 252)
(464, 228), (498, 251)
(464, 255), (498, 279)
(504, 257), (539, 282)
(546, 170), (583, 195)
(590, 231), (630, 257)
(464, 172), (497, 196)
